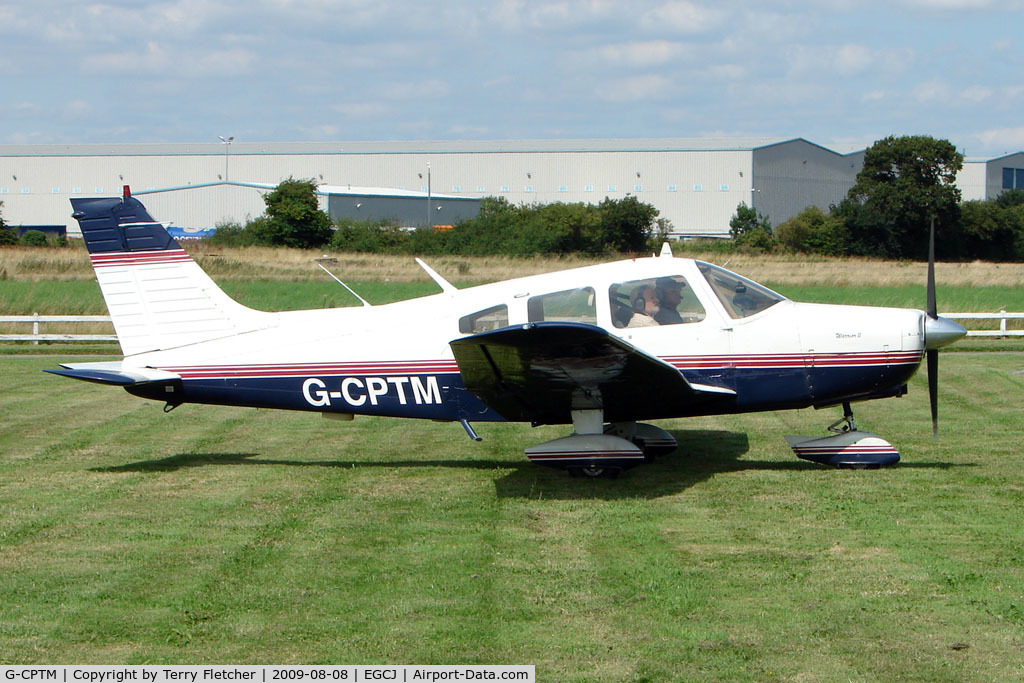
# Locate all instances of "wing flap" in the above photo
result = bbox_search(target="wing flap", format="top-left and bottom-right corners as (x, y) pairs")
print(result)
(450, 322), (734, 424)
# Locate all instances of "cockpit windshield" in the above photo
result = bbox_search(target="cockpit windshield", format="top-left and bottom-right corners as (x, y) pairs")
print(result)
(696, 261), (786, 319)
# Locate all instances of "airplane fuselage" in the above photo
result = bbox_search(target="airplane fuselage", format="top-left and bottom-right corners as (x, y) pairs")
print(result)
(122, 256), (925, 424)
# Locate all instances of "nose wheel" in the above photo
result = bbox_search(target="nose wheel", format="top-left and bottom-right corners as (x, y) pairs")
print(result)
(568, 465), (621, 479)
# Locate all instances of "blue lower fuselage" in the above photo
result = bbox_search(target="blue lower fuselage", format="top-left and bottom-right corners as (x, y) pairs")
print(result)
(129, 354), (921, 424)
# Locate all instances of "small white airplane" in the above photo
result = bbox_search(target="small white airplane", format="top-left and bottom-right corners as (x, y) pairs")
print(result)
(47, 188), (967, 476)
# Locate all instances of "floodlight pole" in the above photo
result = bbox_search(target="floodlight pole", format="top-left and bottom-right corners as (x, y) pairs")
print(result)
(218, 136), (234, 181)
(426, 162), (432, 229)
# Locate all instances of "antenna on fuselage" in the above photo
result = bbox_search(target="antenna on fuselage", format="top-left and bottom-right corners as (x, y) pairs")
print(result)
(415, 257), (458, 294)
(317, 263), (372, 307)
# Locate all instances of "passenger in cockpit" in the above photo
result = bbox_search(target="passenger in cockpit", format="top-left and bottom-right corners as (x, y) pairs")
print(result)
(628, 285), (660, 327)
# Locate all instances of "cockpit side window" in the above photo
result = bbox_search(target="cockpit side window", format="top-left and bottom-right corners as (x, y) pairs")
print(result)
(459, 304), (509, 334)
(527, 287), (597, 324)
(696, 261), (784, 319)
(608, 275), (706, 328)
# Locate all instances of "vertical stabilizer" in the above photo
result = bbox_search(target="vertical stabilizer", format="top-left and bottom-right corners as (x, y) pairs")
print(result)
(71, 190), (273, 356)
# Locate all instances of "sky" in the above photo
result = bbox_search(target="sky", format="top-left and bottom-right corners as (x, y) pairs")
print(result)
(1, 0), (1023, 158)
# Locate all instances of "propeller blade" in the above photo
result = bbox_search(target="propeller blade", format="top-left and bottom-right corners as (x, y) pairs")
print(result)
(927, 217), (937, 319)
(927, 348), (938, 440)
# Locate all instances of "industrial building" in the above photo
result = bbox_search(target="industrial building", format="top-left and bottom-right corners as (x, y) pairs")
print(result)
(958, 152), (1024, 201)
(0, 139), (1019, 238)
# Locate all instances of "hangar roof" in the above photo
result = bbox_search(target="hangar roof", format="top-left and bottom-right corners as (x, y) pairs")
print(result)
(133, 180), (475, 201)
(0, 137), (838, 157)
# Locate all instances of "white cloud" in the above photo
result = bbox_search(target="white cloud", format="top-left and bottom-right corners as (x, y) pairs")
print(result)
(0, 0), (1021, 151)
(961, 85), (994, 102)
(593, 40), (691, 67)
(297, 123), (342, 139)
(62, 100), (93, 118)
(785, 43), (914, 79)
(333, 102), (391, 119)
(594, 73), (673, 102)
(1001, 85), (1024, 100)
(912, 77), (952, 103)
(898, 0), (999, 9)
(376, 79), (452, 101)
(639, 1), (725, 34)
(707, 64), (745, 81)
(834, 44), (873, 76)
(977, 127), (1024, 152)
(483, 0), (620, 32)
(448, 124), (492, 137)
(82, 42), (256, 76)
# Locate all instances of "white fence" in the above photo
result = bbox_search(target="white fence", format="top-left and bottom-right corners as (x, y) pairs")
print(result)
(0, 314), (117, 342)
(942, 312), (1024, 337)
(1, 312), (1023, 343)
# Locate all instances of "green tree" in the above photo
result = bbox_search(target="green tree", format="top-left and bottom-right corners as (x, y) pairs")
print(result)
(596, 195), (658, 254)
(260, 178), (333, 248)
(329, 217), (410, 253)
(729, 202), (774, 251)
(1010, 204), (1024, 260)
(437, 196), (660, 257)
(0, 202), (16, 246)
(775, 206), (849, 256)
(18, 230), (48, 246)
(995, 188), (1024, 209)
(959, 200), (1022, 261)
(844, 135), (963, 259)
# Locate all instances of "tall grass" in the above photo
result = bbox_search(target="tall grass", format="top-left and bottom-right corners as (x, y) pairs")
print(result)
(4, 243), (1024, 286)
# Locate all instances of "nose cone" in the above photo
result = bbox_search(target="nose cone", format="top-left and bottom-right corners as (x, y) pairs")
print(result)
(925, 315), (968, 350)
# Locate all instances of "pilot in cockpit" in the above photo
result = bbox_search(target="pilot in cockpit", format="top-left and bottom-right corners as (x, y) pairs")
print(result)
(653, 277), (684, 325)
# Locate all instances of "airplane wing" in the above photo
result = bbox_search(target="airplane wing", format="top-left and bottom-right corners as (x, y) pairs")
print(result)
(449, 322), (735, 425)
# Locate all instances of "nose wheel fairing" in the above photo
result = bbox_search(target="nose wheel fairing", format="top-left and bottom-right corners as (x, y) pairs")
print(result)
(785, 431), (900, 469)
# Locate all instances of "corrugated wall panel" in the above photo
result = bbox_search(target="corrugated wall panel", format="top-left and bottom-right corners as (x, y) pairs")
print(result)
(2, 142), (851, 237)
(751, 141), (861, 227)
(957, 162), (988, 202)
(986, 153), (1024, 198)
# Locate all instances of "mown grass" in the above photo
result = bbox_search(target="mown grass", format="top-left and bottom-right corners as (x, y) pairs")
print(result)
(5, 279), (1024, 314)
(2, 353), (1023, 678)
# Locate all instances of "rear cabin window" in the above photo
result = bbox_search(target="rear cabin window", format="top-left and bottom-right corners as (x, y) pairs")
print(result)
(609, 275), (706, 328)
(527, 287), (597, 324)
(459, 304), (509, 334)
(696, 261), (784, 319)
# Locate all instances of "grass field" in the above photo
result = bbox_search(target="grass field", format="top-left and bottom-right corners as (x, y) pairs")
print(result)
(2, 352), (1023, 678)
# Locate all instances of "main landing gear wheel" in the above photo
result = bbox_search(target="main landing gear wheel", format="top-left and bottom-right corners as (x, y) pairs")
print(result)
(568, 466), (621, 479)
(603, 422), (678, 462)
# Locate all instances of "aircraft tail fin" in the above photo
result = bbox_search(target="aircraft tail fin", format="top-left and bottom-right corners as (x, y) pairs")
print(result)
(71, 188), (274, 357)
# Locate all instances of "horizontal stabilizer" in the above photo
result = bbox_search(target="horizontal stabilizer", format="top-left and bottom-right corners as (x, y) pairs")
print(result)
(44, 362), (180, 386)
